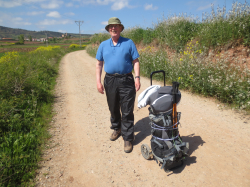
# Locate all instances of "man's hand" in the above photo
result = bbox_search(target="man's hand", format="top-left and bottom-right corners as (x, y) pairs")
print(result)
(97, 82), (104, 94)
(135, 78), (141, 92)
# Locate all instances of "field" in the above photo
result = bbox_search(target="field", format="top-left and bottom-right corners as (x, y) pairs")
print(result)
(0, 44), (87, 186)
(0, 38), (90, 53)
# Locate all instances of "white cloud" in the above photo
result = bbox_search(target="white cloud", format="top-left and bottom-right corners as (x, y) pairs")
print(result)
(65, 2), (73, 7)
(41, 0), (63, 9)
(80, 0), (132, 10)
(0, 1), (21, 8)
(11, 16), (32, 25)
(65, 12), (75, 16)
(0, 0), (45, 8)
(96, 0), (113, 5)
(12, 17), (23, 21)
(111, 0), (129, 10)
(27, 11), (44, 16)
(197, 4), (212, 11)
(37, 19), (74, 25)
(47, 11), (61, 18)
(58, 29), (66, 33)
(101, 21), (108, 25)
(0, 12), (32, 27)
(144, 3), (158, 11)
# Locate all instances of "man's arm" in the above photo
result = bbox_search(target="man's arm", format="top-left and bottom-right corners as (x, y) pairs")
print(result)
(133, 58), (140, 92)
(96, 60), (104, 94)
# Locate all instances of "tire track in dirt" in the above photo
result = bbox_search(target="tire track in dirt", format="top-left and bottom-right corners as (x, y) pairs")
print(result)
(36, 50), (250, 187)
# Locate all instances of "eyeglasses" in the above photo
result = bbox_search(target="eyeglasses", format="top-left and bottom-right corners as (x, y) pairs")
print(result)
(109, 24), (120, 29)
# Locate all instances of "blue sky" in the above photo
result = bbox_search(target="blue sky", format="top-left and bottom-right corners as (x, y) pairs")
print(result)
(0, 0), (248, 35)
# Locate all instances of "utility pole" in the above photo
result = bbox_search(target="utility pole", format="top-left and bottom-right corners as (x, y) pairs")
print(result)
(45, 33), (48, 47)
(75, 21), (84, 47)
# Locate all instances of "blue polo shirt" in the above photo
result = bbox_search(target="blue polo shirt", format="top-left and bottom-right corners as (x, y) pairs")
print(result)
(96, 36), (139, 74)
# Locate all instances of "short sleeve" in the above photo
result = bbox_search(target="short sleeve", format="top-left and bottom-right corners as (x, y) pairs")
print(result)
(130, 40), (140, 60)
(96, 43), (104, 61)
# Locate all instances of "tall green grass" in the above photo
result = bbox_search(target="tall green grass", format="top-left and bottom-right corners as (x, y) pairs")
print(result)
(0, 46), (85, 186)
(199, 2), (250, 48)
(86, 44), (99, 58)
(90, 33), (110, 44)
(90, 1), (250, 50)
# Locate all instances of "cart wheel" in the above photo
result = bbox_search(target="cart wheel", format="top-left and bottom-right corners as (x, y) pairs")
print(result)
(141, 144), (152, 160)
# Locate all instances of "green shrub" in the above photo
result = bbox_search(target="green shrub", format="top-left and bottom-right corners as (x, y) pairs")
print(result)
(122, 27), (144, 44)
(90, 33), (110, 44)
(142, 28), (155, 45)
(154, 16), (200, 51)
(86, 45), (98, 58)
(69, 44), (80, 48)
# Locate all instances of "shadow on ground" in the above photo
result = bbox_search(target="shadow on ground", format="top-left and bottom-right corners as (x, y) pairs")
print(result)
(167, 134), (206, 175)
(134, 117), (151, 145)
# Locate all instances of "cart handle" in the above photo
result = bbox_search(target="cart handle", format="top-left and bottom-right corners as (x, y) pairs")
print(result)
(150, 70), (165, 86)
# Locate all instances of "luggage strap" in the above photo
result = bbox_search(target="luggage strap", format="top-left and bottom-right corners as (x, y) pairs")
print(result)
(152, 134), (179, 141)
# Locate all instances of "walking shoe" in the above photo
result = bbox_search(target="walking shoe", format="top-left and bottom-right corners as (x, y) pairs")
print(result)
(124, 141), (133, 153)
(110, 129), (121, 141)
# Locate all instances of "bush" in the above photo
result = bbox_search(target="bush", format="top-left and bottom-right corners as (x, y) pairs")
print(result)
(86, 45), (98, 58)
(69, 44), (80, 48)
(14, 41), (24, 45)
(122, 27), (144, 44)
(90, 33), (110, 44)
(154, 16), (200, 51)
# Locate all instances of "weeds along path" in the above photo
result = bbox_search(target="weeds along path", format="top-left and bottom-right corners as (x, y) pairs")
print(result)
(36, 50), (250, 187)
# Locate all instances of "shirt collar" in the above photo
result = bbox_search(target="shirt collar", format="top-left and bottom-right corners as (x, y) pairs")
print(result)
(110, 37), (121, 47)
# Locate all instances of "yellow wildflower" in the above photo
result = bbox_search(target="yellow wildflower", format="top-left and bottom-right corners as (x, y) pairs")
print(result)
(0, 51), (19, 63)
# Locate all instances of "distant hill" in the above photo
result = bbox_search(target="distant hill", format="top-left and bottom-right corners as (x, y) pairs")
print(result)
(0, 26), (92, 39)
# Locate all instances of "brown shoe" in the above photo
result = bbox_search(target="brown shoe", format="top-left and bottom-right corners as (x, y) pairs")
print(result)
(110, 129), (121, 141)
(124, 141), (133, 153)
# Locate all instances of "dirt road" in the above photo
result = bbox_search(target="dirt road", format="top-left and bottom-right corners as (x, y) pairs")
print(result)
(36, 50), (250, 187)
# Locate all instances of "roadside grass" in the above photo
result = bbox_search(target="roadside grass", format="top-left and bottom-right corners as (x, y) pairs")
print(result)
(0, 42), (89, 54)
(86, 1), (250, 112)
(86, 44), (98, 58)
(90, 1), (250, 51)
(0, 45), (85, 186)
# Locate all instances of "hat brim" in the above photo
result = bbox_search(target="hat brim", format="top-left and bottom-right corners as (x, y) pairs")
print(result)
(105, 24), (124, 32)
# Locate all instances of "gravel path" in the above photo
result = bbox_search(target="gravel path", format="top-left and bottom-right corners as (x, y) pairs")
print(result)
(36, 50), (250, 187)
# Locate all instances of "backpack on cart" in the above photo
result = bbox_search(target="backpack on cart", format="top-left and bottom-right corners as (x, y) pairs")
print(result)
(138, 70), (189, 172)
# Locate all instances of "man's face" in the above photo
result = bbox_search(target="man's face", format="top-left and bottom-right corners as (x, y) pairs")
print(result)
(108, 24), (122, 38)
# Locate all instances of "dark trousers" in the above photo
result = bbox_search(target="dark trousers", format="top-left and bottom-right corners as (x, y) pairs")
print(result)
(104, 73), (136, 141)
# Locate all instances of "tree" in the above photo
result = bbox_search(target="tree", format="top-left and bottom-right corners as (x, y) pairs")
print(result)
(18, 34), (24, 44)
(29, 35), (32, 41)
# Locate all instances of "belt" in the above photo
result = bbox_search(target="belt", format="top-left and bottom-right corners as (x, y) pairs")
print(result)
(106, 72), (132, 76)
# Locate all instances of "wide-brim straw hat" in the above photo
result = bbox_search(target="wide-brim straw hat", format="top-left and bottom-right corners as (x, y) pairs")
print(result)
(105, 17), (124, 32)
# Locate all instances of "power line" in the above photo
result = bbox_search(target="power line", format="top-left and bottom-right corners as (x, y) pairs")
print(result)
(75, 21), (84, 47)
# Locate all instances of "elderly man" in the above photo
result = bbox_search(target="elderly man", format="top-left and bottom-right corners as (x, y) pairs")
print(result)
(96, 17), (140, 153)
